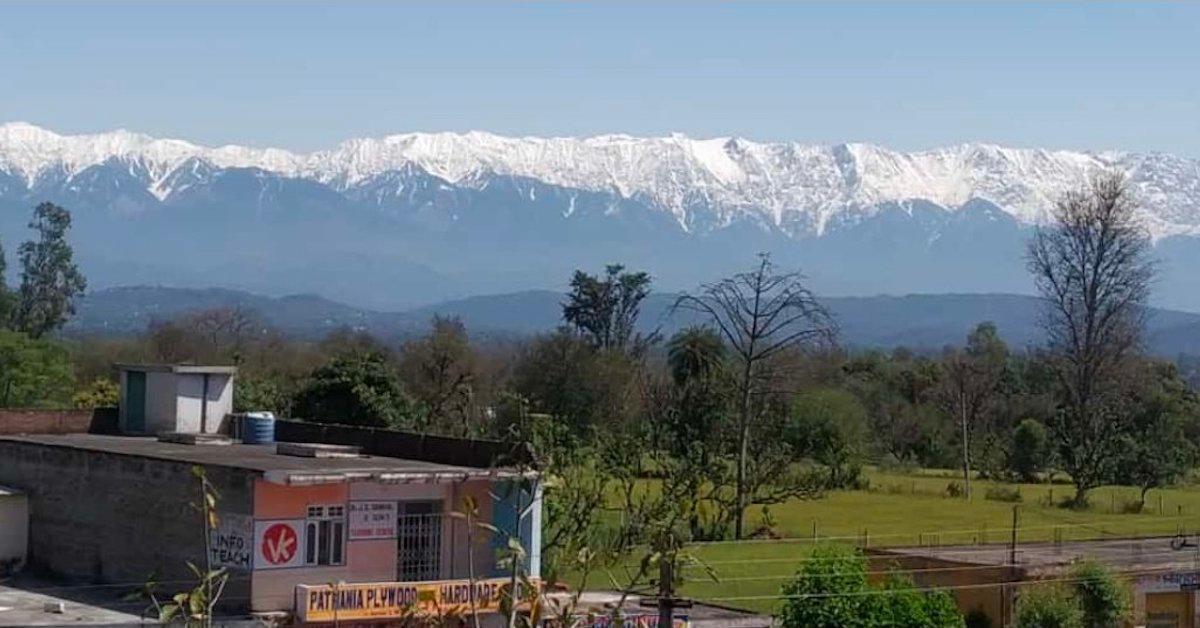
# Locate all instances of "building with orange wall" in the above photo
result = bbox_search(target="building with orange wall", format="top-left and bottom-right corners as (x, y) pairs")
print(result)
(0, 423), (540, 626)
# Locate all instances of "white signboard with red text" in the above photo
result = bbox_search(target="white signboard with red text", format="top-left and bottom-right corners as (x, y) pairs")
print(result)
(348, 501), (397, 540)
(254, 519), (304, 570)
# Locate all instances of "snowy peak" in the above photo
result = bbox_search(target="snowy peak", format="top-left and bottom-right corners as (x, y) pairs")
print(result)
(1, 122), (1198, 239)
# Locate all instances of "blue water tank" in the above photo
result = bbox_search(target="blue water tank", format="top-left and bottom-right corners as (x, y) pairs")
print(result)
(241, 412), (276, 444)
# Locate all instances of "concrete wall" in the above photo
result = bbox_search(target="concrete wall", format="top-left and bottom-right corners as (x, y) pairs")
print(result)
(0, 492), (27, 573)
(867, 551), (1018, 627)
(175, 373), (234, 434)
(0, 441), (255, 609)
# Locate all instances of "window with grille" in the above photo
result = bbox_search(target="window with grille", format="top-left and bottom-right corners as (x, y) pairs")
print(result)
(304, 505), (346, 566)
(397, 501), (442, 581)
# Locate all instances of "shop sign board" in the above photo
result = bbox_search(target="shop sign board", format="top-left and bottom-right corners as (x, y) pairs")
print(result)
(295, 578), (520, 622)
(348, 501), (397, 540)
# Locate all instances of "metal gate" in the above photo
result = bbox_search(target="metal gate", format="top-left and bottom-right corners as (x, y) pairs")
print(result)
(397, 502), (442, 581)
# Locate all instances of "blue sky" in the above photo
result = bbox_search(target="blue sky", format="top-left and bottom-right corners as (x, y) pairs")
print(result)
(1, 2), (1197, 155)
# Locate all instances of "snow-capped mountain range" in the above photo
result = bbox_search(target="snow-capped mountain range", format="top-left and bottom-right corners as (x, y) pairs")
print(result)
(2, 121), (1198, 240)
(0, 122), (1196, 312)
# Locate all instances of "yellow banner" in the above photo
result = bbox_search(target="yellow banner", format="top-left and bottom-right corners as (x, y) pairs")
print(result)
(296, 578), (518, 622)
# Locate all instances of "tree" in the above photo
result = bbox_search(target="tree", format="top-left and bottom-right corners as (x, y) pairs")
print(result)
(1015, 585), (1083, 628)
(666, 326), (727, 386)
(674, 253), (837, 538)
(562, 264), (655, 352)
(11, 202), (87, 338)
(399, 316), (477, 436)
(0, 330), (74, 407)
(293, 351), (420, 428)
(1009, 419), (1050, 482)
(0, 241), (13, 326)
(1026, 172), (1154, 506)
(186, 306), (262, 360)
(1070, 561), (1129, 628)
(1114, 362), (1195, 510)
(938, 323), (1008, 499)
(787, 388), (869, 489)
(779, 545), (963, 628)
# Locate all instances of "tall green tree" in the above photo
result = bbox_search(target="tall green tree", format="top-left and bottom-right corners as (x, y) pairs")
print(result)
(562, 264), (655, 352)
(12, 202), (87, 338)
(399, 316), (477, 436)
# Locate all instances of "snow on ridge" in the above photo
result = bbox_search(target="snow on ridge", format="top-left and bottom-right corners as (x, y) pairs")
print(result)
(0, 122), (1198, 239)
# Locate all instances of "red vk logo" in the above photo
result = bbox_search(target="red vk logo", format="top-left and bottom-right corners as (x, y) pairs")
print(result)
(261, 523), (298, 565)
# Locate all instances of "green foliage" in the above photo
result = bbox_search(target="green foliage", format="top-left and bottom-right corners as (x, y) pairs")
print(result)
(1114, 362), (1196, 505)
(1015, 585), (1083, 628)
(1069, 561), (1129, 628)
(11, 202), (87, 338)
(234, 374), (292, 415)
(0, 330), (74, 407)
(562, 264), (654, 352)
(292, 350), (420, 428)
(1010, 419), (1050, 482)
(72, 377), (118, 409)
(779, 545), (964, 628)
(666, 327), (727, 385)
(787, 388), (869, 488)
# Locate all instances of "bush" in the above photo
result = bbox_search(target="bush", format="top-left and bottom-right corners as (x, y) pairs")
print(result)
(879, 453), (920, 475)
(1015, 584), (1083, 628)
(72, 377), (118, 409)
(779, 545), (965, 628)
(1070, 561), (1130, 627)
(0, 330), (74, 407)
(984, 485), (1022, 503)
(945, 481), (964, 499)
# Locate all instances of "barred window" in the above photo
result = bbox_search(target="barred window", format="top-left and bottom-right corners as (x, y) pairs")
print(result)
(304, 505), (346, 566)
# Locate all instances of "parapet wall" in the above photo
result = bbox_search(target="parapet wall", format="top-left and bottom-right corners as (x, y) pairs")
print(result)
(0, 408), (118, 436)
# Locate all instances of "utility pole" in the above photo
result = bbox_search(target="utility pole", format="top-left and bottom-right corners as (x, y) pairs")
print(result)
(658, 556), (674, 628)
(1009, 505), (1019, 566)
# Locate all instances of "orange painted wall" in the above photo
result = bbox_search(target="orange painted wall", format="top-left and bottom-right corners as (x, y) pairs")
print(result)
(254, 479), (348, 519)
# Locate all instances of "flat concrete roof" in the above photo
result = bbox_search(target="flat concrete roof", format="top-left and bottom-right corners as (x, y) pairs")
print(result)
(0, 433), (525, 486)
(114, 363), (237, 374)
(878, 536), (1200, 577)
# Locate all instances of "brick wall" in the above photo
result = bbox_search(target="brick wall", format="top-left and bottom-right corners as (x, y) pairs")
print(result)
(0, 440), (254, 611)
(0, 408), (118, 436)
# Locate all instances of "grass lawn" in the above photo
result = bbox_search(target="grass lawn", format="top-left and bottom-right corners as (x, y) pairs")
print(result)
(581, 468), (1200, 616)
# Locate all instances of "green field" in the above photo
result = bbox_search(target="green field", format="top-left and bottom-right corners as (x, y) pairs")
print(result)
(585, 468), (1200, 615)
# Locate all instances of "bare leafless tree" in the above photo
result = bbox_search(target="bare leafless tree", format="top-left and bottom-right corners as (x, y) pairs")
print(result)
(1026, 171), (1155, 506)
(937, 322), (1007, 501)
(673, 253), (837, 538)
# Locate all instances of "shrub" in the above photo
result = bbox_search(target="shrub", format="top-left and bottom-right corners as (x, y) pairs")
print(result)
(779, 545), (965, 628)
(984, 486), (1022, 503)
(1015, 584), (1083, 628)
(879, 453), (920, 475)
(1070, 561), (1130, 627)
(945, 481), (964, 499)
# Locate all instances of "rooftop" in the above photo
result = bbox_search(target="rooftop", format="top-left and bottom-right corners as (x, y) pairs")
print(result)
(0, 433), (526, 486)
(878, 536), (1200, 577)
(114, 363), (237, 374)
